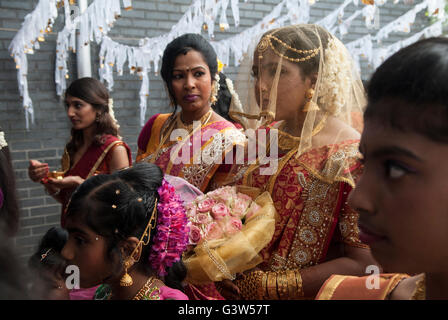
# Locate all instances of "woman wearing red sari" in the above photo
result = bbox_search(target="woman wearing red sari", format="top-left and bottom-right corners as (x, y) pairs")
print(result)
(28, 77), (132, 227)
(219, 24), (379, 300)
(136, 34), (245, 299)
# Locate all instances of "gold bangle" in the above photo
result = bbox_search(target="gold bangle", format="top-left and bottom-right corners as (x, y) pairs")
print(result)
(266, 272), (279, 300)
(286, 270), (298, 299)
(295, 270), (304, 298)
(234, 271), (264, 300)
(277, 271), (288, 300)
(261, 271), (268, 299)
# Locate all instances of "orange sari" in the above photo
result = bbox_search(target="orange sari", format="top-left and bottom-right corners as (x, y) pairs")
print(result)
(137, 113), (245, 192)
(316, 274), (409, 300)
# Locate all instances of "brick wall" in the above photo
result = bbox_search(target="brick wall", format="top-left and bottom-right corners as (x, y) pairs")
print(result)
(0, 0), (431, 263)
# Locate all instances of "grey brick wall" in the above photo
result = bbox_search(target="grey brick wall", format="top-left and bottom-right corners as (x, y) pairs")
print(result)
(0, 0), (433, 264)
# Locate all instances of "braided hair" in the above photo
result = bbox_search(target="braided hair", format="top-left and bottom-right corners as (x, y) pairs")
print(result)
(65, 163), (186, 290)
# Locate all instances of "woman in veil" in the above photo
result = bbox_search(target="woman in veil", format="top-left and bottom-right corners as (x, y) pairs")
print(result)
(221, 24), (379, 299)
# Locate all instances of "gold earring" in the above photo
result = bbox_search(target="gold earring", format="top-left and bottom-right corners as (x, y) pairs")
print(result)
(210, 74), (220, 105)
(120, 257), (134, 287)
(302, 88), (319, 112)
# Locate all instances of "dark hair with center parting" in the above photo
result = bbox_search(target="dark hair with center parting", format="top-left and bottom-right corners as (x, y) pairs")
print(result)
(64, 77), (120, 165)
(161, 33), (218, 114)
(365, 37), (448, 143)
(65, 162), (186, 291)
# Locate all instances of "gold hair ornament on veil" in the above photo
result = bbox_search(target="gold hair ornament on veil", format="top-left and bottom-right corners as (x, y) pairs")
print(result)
(257, 33), (319, 63)
(120, 198), (158, 287)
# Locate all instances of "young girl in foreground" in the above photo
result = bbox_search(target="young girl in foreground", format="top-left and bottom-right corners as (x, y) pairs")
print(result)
(61, 163), (189, 300)
(317, 37), (448, 300)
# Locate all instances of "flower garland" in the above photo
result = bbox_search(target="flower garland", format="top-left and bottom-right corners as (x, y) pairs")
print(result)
(0, 131), (8, 150)
(317, 37), (353, 116)
(225, 77), (243, 112)
(148, 179), (189, 276)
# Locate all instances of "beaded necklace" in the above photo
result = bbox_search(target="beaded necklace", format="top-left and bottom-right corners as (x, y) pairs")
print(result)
(276, 112), (328, 150)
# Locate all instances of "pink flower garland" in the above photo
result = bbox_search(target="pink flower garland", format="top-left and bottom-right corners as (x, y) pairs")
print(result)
(148, 179), (190, 276)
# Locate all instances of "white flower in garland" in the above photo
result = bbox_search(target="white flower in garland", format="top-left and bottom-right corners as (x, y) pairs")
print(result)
(318, 37), (353, 117)
(0, 131), (8, 150)
(225, 77), (243, 111)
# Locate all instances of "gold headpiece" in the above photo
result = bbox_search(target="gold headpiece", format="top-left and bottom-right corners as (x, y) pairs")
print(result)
(257, 33), (319, 63)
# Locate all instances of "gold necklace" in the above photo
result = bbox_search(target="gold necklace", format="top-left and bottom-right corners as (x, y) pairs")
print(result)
(410, 274), (426, 300)
(277, 113), (329, 150)
(132, 276), (160, 300)
(152, 109), (214, 161)
(176, 109), (213, 132)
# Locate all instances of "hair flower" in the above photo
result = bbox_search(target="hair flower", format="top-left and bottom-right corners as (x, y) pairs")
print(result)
(148, 179), (189, 276)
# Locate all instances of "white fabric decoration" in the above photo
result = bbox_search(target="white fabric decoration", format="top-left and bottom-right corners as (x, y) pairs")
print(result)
(10, 0), (447, 128)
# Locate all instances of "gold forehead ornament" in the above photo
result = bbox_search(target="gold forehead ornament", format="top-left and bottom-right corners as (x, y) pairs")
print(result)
(257, 33), (319, 63)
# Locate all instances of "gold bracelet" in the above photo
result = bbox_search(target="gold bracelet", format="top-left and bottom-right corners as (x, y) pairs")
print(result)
(266, 271), (279, 300)
(261, 271), (268, 299)
(234, 271), (264, 300)
(277, 271), (288, 300)
(295, 270), (304, 298)
(286, 270), (298, 299)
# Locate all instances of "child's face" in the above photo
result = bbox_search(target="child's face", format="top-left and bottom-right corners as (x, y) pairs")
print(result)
(62, 217), (114, 288)
(348, 113), (448, 275)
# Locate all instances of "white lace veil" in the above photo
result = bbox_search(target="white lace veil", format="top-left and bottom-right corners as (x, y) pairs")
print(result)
(229, 24), (366, 186)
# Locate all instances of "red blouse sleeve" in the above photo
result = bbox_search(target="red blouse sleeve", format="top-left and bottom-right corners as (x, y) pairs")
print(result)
(137, 113), (160, 151)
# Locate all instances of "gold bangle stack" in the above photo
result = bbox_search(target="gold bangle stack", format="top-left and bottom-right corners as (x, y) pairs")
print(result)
(234, 269), (305, 300)
(267, 270), (304, 300)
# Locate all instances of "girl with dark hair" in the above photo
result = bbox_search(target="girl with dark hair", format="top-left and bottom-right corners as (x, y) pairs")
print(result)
(28, 77), (132, 227)
(317, 37), (448, 300)
(28, 227), (70, 300)
(0, 127), (19, 236)
(136, 33), (245, 193)
(61, 163), (189, 300)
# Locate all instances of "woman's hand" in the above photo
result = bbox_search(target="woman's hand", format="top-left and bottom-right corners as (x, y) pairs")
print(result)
(216, 279), (242, 300)
(47, 176), (84, 189)
(28, 160), (49, 182)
